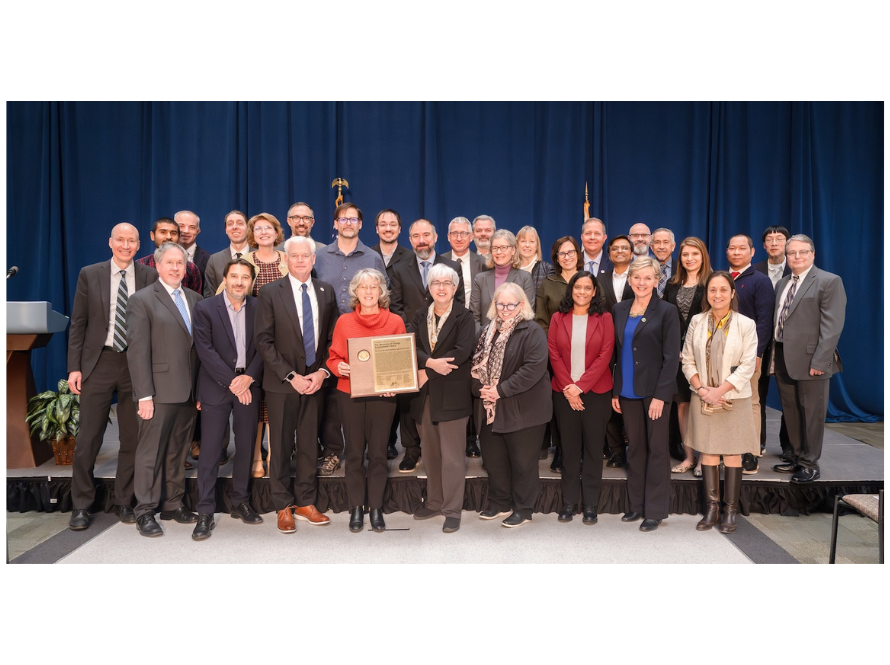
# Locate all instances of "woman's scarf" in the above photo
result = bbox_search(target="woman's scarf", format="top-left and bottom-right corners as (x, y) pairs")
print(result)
(426, 300), (453, 352)
(703, 310), (733, 413)
(471, 314), (522, 424)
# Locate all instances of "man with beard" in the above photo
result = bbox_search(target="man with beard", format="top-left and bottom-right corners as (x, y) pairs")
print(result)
(372, 208), (411, 270)
(277, 201), (326, 250)
(628, 223), (654, 261)
(472, 214), (496, 257)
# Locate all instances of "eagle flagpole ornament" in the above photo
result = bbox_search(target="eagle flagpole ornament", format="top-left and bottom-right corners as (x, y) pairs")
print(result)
(583, 182), (590, 222)
(332, 178), (349, 208)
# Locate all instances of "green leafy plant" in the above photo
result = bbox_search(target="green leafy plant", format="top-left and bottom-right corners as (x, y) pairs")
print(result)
(25, 379), (80, 441)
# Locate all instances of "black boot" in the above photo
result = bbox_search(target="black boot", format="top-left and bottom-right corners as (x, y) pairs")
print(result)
(718, 466), (742, 534)
(369, 508), (386, 533)
(696, 465), (720, 531)
(557, 504), (576, 522)
(348, 506), (364, 533)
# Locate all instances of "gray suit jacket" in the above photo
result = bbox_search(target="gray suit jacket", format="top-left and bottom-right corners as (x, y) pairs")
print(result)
(67, 260), (158, 380)
(773, 266), (846, 381)
(470, 268), (536, 329)
(203, 248), (244, 298)
(126, 281), (203, 403)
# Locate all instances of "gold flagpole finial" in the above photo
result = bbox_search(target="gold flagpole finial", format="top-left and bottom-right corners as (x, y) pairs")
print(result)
(332, 178), (349, 208)
(583, 182), (590, 222)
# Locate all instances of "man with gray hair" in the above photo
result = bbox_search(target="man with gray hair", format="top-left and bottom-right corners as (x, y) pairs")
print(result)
(443, 216), (486, 304)
(472, 214), (496, 256)
(771, 234), (846, 484)
(175, 210), (211, 281)
(126, 241), (204, 536)
(650, 227), (676, 297)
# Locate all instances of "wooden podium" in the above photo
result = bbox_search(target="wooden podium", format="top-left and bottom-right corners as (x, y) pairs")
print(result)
(6, 301), (70, 469)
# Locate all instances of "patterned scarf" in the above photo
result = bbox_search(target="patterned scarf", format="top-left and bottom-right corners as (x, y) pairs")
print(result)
(471, 314), (522, 424)
(427, 301), (453, 352)
(704, 310), (733, 413)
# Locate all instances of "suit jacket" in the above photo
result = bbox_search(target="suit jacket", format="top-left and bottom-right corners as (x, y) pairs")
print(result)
(192, 245), (211, 280)
(548, 311), (615, 395)
(598, 269), (634, 314)
(389, 253), (465, 330)
(411, 302), (476, 422)
(772, 267), (846, 381)
(442, 250), (487, 283)
(67, 260), (158, 381)
(254, 275), (339, 393)
(470, 268), (536, 329)
(682, 312), (758, 399)
(612, 297), (680, 401)
(373, 243), (412, 272)
(581, 252), (614, 278)
(733, 265), (775, 357)
(126, 281), (202, 403)
(193, 293), (264, 405)
(753, 259), (791, 289)
(203, 247), (250, 298)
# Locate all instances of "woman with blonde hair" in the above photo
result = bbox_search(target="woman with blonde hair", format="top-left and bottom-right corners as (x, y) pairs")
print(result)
(516, 226), (554, 294)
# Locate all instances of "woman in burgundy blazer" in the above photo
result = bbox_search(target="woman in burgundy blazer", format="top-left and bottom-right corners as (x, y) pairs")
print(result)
(547, 270), (614, 525)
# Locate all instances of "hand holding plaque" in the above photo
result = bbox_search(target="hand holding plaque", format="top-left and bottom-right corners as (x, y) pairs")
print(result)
(347, 333), (419, 398)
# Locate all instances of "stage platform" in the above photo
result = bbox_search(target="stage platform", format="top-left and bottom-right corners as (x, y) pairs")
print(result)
(7, 408), (883, 517)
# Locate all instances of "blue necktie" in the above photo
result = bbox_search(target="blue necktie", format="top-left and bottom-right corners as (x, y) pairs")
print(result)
(588, 260), (596, 275)
(421, 260), (431, 289)
(301, 283), (316, 367)
(172, 289), (191, 336)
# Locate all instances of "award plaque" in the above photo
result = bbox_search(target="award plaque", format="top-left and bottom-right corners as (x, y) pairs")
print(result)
(347, 333), (419, 398)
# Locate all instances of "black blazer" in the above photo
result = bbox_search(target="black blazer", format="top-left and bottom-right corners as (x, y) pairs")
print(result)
(193, 293), (264, 405)
(612, 297), (680, 402)
(411, 302), (476, 422)
(471, 319), (552, 434)
(389, 253), (465, 330)
(753, 259), (790, 290)
(662, 281), (705, 345)
(597, 269), (634, 313)
(192, 245), (211, 280)
(373, 243), (412, 273)
(254, 276), (339, 394)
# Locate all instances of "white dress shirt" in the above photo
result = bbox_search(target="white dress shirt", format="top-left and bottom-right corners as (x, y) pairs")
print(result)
(583, 250), (604, 275)
(612, 269), (629, 303)
(184, 244), (197, 263)
(288, 274), (319, 352)
(105, 260), (136, 347)
(451, 250), (473, 302)
(774, 264), (813, 338)
(767, 260), (786, 288)
(159, 279), (192, 327)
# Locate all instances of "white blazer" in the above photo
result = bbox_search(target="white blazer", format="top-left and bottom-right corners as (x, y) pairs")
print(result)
(681, 311), (758, 399)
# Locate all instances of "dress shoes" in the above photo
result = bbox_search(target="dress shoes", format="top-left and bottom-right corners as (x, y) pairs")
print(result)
(780, 453), (795, 464)
(413, 506), (441, 520)
(582, 505), (598, 525)
(277, 507), (296, 533)
(501, 512), (531, 528)
(184, 460), (194, 470)
(68, 509), (90, 531)
(479, 508), (511, 520)
(190, 442), (201, 460)
(466, 439), (481, 458)
(790, 467), (821, 484)
(159, 507), (199, 523)
(136, 514), (163, 537)
(557, 504), (577, 523)
(369, 508), (386, 533)
(349, 506), (364, 532)
(116, 505), (136, 524)
(386, 442), (399, 460)
(293, 504), (330, 525)
(398, 455), (419, 473)
(773, 462), (800, 474)
(192, 513), (215, 541)
(741, 453), (759, 475)
(443, 517), (461, 533)
(606, 454), (625, 469)
(621, 511), (643, 522)
(230, 502), (263, 524)
(639, 518), (662, 532)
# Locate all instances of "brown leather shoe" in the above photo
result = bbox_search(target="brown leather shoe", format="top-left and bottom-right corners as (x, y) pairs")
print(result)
(277, 507), (296, 534)
(293, 504), (330, 525)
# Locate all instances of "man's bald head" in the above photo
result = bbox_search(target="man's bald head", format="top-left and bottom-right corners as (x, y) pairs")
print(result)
(109, 223), (140, 266)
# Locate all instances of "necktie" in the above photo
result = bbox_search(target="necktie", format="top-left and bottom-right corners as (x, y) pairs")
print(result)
(421, 260), (431, 289)
(588, 260), (596, 274)
(112, 269), (128, 351)
(301, 283), (316, 366)
(775, 275), (799, 343)
(235, 252), (242, 260)
(731, 271), (740, 279)
(657, 263), (669, 297)
(172, 289), (192, 336)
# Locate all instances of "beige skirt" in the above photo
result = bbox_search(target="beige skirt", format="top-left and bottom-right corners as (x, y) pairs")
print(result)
(685, 394), (759, 456)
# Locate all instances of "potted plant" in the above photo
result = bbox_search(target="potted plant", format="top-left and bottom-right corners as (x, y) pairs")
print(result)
(25, 379), (81, 465)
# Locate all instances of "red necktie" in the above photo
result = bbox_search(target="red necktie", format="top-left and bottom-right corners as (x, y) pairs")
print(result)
(731, 271), (740, 279)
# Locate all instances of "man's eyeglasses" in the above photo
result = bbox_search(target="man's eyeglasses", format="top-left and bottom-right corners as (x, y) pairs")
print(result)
(337, 217), (360, 225)
(288, 215), (314, 223)
(495, 302), (520, 311)
(449, 231), (471, 239)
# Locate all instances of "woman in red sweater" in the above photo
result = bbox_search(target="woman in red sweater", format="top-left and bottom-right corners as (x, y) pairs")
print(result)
(327, 268), (406, 533)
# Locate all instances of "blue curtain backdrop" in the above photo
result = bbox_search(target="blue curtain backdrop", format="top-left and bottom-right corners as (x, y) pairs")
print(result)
(6, 101), (882, 421)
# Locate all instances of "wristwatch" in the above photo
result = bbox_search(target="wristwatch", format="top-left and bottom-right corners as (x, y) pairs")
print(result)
(285, 371), (297, 383)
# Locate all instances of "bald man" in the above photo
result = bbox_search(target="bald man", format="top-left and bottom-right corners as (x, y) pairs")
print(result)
(67, 223), (159, 531)
(628, 223), (654, 260)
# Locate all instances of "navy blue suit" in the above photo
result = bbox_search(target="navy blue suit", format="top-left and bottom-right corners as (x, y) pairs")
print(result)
(732, 265), (775, 358)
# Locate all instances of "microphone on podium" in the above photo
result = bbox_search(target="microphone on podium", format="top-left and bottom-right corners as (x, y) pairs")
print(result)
(7, 266), (19, 279)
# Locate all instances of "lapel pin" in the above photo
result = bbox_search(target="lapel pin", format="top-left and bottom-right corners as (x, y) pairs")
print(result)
(642, 318), (647, 322)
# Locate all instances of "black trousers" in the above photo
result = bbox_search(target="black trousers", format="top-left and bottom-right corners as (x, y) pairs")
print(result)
(320, 382), (345, 457)
(339, 391), (397, 509)
(71, 349), (139, 510)
(773, 343), (830, 471)
(605, 409), (627, 457)
(266, 390), (322, 510)
(553, 390), (611, 508)
(196, 390), (260, 514)
(480, 421), (545, 519)
(759, 342), (791, 453)
(619, 396), (672, 521)
(398, 393), (421, 460)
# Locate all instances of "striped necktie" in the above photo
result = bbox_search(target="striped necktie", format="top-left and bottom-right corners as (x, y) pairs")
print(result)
(657, 263), (669, 297)
(775, 275), (799, 342)
(112, 270), (128, 351)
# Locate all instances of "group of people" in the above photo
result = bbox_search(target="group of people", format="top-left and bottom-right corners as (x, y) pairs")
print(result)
(65, 202), (846, 539)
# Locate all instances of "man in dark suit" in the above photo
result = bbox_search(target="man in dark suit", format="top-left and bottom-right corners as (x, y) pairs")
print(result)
(137, 217), (203, 294)
(176, 210), (211, 281)
(771, 235), (846, 484)
(372, 208), (411, 271)
(127, 242), (203, 536)
(650, 228), (676, 297)
(203, 210), (251, 298)
(580, 217), (613, 278)
(442, 215), (488, 458)
(754, 225), (792, 456)
(255, 236), (338, 533)
(67, 223), (159, 531)
(191, 258), (265, 540)
(388, 219), (464, 471)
